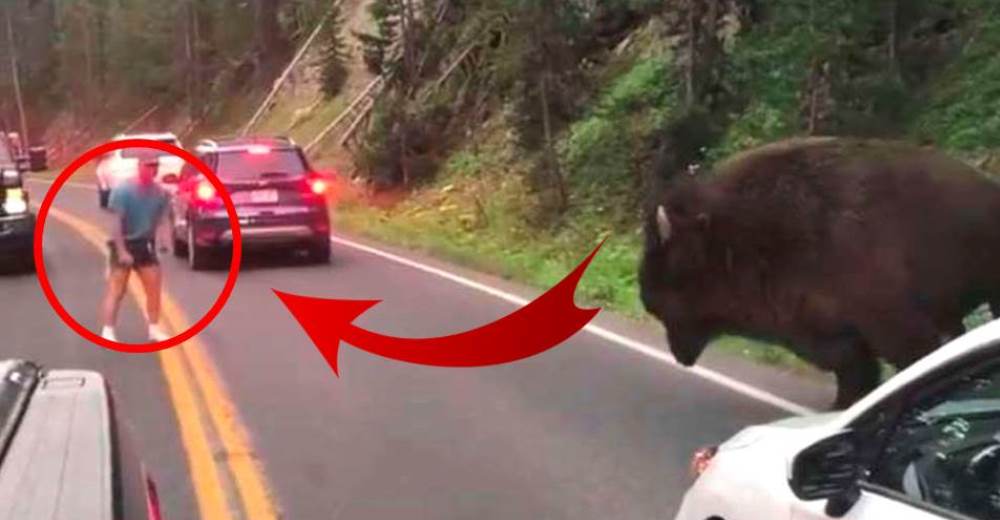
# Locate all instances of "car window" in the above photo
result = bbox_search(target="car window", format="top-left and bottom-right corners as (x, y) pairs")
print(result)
(868, 360), (1000, 519)
(180, 159), (201, 181)
(121, 144), (178, 160)
(215, 149), (307, 180)
(0, 140), (13, 163)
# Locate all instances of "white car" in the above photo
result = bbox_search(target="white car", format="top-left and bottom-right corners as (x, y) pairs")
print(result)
(96, 132), (185, 208)
(676, 318), (1000, 520)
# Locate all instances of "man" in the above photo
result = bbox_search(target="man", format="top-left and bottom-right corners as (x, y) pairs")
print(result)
(99, 157), (171, 342)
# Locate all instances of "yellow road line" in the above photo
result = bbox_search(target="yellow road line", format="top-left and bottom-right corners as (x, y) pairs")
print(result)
(158, 349), (235, 520)
(45, 207), (279, 519)
(161, 294), (281, 520)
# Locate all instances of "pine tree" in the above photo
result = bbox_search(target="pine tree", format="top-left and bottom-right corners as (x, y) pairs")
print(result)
(318, 2), (348, 98)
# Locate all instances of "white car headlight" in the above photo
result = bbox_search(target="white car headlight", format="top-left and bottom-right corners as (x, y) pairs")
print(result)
(3, 188), (28, 214)
(1, 169), (18, 181)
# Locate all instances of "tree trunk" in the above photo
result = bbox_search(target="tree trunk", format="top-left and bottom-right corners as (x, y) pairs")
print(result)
(684, 0), (697, 107)
(255, 0), (286, 79)
(5, 6), (29, 145)
(886, 0), (900, 77)
(80, 5), (94, 110)
(539, 72), (567, 211)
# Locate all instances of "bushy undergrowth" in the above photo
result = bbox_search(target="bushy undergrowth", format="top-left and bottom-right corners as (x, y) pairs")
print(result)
(915, 11), (1000, 151)
(336, 5), (1000, 369)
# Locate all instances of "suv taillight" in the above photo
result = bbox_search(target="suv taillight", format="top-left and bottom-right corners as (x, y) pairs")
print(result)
(195, 180), (217, 201)
(309, 178), (327, 195)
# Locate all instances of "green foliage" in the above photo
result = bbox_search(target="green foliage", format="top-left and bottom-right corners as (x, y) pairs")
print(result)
(561, 56), (676, 188)
(915, 8), (1000, 151)
(355, 0), (401, 74)
(337, 120), (644, 315)
(708, 24), (815, 161)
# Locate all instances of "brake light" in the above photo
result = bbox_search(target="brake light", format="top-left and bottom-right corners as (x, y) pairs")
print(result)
(691, 445), (718, 479)
(196, 181), (217, 201)
(309, 178), (327, 195)
(247, 145), (270, 155)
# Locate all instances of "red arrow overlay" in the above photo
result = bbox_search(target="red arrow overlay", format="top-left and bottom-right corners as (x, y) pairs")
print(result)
(275, 242), (604, 375)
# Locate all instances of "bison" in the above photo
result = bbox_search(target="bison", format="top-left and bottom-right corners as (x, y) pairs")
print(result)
(639, 137), (1000, 408)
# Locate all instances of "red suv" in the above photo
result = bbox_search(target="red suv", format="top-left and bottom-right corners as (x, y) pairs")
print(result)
(169, 137), (332, 269)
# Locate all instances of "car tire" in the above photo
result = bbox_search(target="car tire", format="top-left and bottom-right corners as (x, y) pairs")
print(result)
(173, 237), (187, 258)
(187, 226), (212, 271)
(19, 248), (35, 273)
(173, 228), (188, 258)
(308, 240), (331, 264)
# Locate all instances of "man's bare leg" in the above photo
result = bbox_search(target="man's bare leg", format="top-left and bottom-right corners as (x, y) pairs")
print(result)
(100, 267), (131, 340)
(135, 264), (166, 341)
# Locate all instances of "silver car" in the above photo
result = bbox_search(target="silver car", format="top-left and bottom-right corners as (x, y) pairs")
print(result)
(0, 360), (163, 519)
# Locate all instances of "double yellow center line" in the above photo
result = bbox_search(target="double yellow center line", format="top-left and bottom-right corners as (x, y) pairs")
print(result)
(46, 207), (279, 520)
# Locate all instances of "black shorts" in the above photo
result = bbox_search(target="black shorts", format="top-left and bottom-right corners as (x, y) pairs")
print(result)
(107, 238), (159, 269)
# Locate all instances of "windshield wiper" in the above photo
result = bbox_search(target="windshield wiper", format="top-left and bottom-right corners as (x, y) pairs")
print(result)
(0, 361), (41, 466)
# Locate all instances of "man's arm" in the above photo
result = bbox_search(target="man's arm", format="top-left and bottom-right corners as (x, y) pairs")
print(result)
(156, 205), (172, 254)
(112, 212), (134, 266)
(107, 189), (134, 266)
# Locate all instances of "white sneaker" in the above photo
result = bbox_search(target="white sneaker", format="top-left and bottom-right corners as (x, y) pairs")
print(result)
(148, 324), (170, 343)
(100, 326), (118, 342)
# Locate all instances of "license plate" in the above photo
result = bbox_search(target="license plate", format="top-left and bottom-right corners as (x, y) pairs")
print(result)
(250, 189), (279, 204)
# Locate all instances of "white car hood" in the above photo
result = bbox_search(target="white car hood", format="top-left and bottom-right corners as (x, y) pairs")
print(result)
(720, 411), (840, 452)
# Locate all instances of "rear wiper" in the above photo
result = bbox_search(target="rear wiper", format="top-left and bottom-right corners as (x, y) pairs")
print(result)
(258, 171), (292, 179)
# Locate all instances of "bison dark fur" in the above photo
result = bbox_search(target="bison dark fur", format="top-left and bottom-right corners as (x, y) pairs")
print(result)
(639, 137), (1000, 408)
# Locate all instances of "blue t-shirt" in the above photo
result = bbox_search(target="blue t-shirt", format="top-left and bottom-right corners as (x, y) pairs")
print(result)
(108, 183), (169, 240)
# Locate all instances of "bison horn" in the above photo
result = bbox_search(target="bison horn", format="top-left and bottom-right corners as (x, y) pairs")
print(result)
(656, 205), (672, 243)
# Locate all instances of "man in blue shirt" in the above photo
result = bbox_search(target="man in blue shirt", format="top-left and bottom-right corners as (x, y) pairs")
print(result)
(99, 159), (171, 342)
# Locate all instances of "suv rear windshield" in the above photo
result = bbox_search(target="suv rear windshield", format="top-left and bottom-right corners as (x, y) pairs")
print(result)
(215, 149), (307, 181)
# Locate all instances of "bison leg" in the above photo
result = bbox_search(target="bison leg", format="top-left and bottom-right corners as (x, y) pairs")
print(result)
(832, 343), (881, 410)
(859, 307), (941, 369)
(939, 319), (966, 344)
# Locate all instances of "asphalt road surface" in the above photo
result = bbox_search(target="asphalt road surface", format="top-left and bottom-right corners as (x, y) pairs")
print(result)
(2, 177), (835, 519)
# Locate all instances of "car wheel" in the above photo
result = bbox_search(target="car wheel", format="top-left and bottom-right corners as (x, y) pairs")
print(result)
(19, 248), (35, 273)
(187, 226), (212, 271)
(173, 225), (188, 258)
(307, 240), (331, 264)
(173, 236), (187, 258)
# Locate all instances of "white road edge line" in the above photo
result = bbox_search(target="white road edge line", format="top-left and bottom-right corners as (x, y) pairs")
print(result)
(329, 235), (815, 416)
(31, 177), (816, 416)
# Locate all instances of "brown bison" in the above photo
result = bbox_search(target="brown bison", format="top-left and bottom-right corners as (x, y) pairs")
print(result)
(639, 137), (1000, 408)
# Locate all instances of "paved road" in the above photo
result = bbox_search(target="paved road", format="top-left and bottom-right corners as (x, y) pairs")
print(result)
(4, 177), (834, 519)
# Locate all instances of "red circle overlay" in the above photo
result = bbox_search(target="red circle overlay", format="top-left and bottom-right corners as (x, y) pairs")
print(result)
(34, 139), (243, 353)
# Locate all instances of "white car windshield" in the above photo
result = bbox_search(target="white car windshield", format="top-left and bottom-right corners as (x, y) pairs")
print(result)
(120, 141), (180, 159)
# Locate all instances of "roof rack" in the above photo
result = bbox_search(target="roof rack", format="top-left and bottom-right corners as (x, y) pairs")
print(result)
(195, 135), (299, 154)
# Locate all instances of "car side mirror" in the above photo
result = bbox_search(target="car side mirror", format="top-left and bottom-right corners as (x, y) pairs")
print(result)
(27, 146), (47, 172)
(161, 173), (180, 184)
(789, 430), (862, 517)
